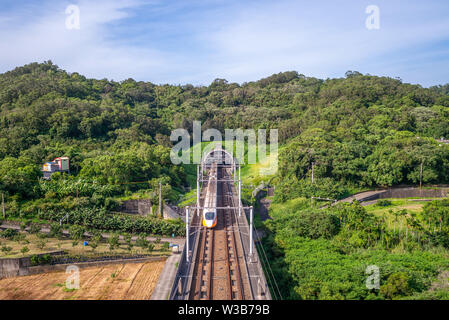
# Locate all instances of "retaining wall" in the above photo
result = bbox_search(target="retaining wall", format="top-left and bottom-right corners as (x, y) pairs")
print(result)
(378, 187), (449, 199)
(0, 257), (30, 278)
(28, 256), (165, 275)
(0, 251), (65, 279)
(163, 204), (182, 220)
(119, 199), (152, 216)
(1, 255), (165, 279)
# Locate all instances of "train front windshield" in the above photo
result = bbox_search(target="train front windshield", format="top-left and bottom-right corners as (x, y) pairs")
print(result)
(205, 211), (215, 220)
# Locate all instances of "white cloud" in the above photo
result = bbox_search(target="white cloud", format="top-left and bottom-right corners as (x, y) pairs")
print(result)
(0, 0), (448, 86)
(197, 0), (449, 85)
(0, 0), (178, 82)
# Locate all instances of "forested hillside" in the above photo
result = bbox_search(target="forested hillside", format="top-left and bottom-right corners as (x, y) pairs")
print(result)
(2, 62), (449, 298)
(1, 62), (449, 203)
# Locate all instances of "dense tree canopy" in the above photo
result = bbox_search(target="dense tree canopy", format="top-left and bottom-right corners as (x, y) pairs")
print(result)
(1, 62), (449, 197)
(1, 61), (449, 298)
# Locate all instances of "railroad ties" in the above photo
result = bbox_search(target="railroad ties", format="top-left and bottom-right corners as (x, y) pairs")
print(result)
(189, 165), (251, 300)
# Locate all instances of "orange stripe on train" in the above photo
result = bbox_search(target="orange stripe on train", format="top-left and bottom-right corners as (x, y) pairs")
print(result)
(203, 218), (217, 228)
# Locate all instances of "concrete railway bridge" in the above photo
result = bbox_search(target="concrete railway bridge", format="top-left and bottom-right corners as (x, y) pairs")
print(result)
(169, 146), (272, 300)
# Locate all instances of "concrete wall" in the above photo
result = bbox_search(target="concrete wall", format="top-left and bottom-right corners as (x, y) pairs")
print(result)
(1, 255), (165, 279)
(119, 200), (182, 220)
(0, 257), (30, 278)
(339, 187), (449, 204)
(0, 251), (65, 279)
(379, 187), (449, 199)
(163, 204), (182, 220)
(119, 199), (152, 216)
(28, 256), (165, 275)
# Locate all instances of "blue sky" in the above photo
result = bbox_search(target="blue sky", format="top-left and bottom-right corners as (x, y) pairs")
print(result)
(0, 0), (448, 86)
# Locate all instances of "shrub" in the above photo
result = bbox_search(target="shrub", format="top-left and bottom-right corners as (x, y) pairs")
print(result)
(104, 198), (120, 211)
(376, 199), (393, 207)
(136, 234), (149, 249)
(12, 233), (26, 243)
(380, 272), (413, 299)
(29, 224), (41, 234)
(49, 223), (63, 239)
(21, 246), (29, 256)
(1, 245), (12, 255)
(291, 209), (339, 239)
(36, 232), (48, 239)
(69, 225), (85, 241)
(89, 240), (98, 251)
(36, 239), (47, 250)
(90, 229), (103, 243)
(88, 230), (102, 252)
(124, 233), (133, 251)
(124, 233), (132, 245)
(0, 228), (18, 239)
(36, 207), (185, 236)
(108, 233), (120, 251)
(30, 254), (52, 266)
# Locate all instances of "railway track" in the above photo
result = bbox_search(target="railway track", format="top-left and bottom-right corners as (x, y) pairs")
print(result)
(189, 165), (251, 300)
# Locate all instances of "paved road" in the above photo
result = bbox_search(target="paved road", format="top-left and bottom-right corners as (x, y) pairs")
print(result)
(336, 190), (387, 204)
(151, 247), (183, 300)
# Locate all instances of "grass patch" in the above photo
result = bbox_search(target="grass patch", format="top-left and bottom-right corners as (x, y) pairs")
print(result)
(364, 198), (445, 232)
(178, 188), (197, 208)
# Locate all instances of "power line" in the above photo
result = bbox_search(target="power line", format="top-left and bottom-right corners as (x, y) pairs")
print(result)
(252, 225), (283, 300)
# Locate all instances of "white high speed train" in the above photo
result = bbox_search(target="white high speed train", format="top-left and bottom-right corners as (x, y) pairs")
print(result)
(202, 163), (217, 228)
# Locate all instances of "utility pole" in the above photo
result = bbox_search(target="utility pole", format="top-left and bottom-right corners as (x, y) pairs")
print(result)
(311, 162), (315, 184)
(249, 206), (254, 259)
(419, 160), (423, 189)
(186, 206), (190, 263)
(2, 193), (5, 219)
(197, 165), (200, 217)
(238, 165), (241, 217)
(158, 182), (162, 218)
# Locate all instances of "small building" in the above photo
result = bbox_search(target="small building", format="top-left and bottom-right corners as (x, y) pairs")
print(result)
(42, 157), (70, 180)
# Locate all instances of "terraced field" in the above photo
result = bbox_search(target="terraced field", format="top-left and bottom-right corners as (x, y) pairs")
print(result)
(0, 260), (165, 300)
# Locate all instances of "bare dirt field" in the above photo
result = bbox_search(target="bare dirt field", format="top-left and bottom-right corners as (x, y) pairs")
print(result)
(0, 260), (166, 300)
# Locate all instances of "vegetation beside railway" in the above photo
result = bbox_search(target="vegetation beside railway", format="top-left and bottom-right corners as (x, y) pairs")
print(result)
(260, 198), (449, 299)
(1, 62), (449, 299)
